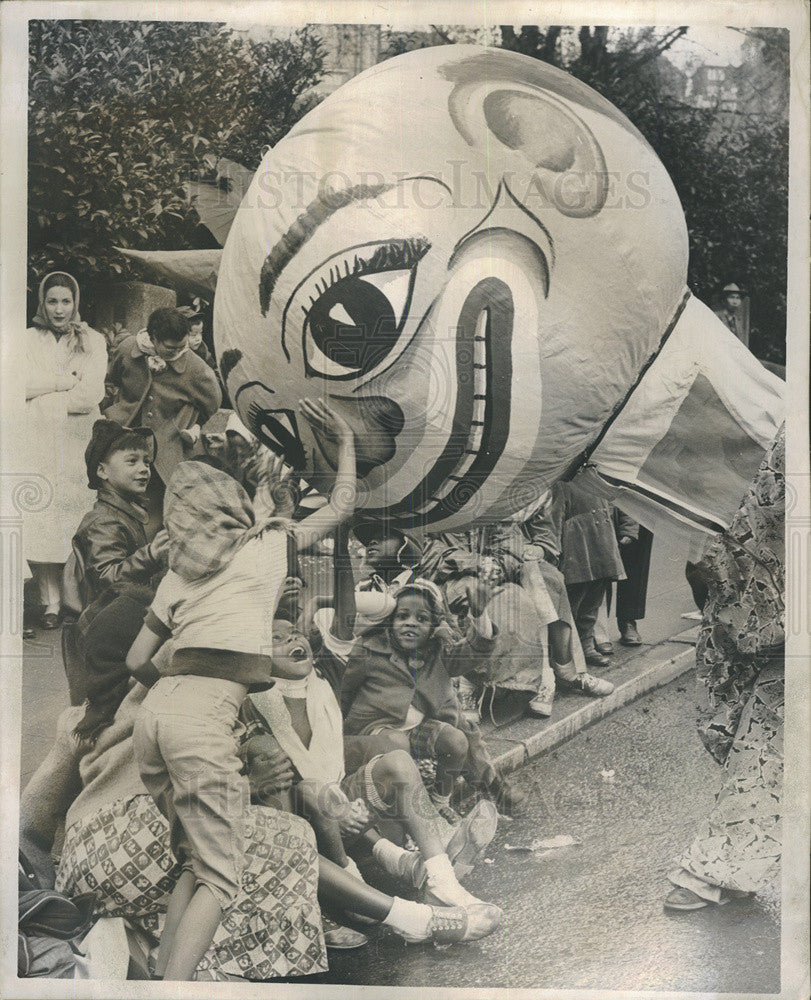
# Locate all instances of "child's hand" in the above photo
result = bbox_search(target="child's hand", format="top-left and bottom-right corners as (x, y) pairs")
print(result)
(465, 577), (492, 618)
(482, 556), (504, 588)
(299, 398), (354, 445)
(339, 797), (373, 837)
(178, 425), (200, 448)
(256, 452), (299, 517)
(277, 576), (304, 620)
(149, 529), (170, 562)
(619, 535), (634, 546)
(246, 734), (296, 798)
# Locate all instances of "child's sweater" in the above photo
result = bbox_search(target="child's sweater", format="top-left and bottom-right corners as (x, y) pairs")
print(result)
(103, 334), (221, 484)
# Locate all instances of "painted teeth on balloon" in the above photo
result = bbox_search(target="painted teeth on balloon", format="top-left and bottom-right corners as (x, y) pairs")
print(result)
(430, 313), (488, 503)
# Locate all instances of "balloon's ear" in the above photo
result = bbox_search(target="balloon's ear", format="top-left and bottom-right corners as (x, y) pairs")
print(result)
(590, 293), (784, 541)
(445, 72), (608, 218)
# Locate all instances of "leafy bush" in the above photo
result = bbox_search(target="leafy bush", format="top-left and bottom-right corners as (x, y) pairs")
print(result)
(28, 20), (324, 308)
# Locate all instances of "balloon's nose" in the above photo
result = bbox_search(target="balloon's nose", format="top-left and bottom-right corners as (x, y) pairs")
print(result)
(316, 395), (404, 478)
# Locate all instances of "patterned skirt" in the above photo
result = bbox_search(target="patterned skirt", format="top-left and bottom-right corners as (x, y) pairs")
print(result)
(56, 794), (327, 980)
(677, 661), (784, 895)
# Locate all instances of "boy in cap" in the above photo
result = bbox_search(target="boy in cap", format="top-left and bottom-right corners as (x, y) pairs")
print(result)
(66, 419), (170, 745)
(68, 418), (168, 611)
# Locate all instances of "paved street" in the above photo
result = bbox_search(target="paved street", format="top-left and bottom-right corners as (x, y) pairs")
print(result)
(16, 526), (781, 992)
(315, 679), (781, 993)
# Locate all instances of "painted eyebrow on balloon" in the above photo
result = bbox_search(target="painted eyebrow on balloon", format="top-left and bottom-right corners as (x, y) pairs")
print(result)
(258, 176), (453, 316)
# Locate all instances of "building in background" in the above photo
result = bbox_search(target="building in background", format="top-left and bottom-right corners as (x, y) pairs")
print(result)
(687, 64), (741, 110)
(235, 22), (381, 98)
(310, 24), (381, 96)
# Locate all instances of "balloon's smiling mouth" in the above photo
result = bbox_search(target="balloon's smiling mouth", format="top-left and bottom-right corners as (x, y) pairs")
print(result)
(363, 275), (514, 527)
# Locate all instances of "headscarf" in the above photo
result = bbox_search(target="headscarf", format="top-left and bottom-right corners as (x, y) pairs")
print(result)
(164, 461), (258, 581)
(32, 271), (89, 348)
(391, 578), (446, 618)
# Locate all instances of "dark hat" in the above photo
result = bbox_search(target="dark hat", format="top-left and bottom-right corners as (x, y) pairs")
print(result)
(352, 519), (422, 567)
(177, 305), (203, 322)
(85, 419), (156, 490)
(722, 282), (744, 295)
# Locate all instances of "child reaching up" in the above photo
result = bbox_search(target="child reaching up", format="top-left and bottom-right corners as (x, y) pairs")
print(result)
(127, 398), (357, 981)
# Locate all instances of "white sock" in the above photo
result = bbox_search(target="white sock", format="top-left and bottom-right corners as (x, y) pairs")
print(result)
(383, 897), (433, 941)
(342, 856), (366, 884)
(372, 838), (410, 874)
(424, 853), (478, 907)
(430, 791), (452, 808)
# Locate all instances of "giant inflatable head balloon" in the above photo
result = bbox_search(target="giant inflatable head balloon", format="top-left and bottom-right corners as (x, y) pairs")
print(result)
(214, 45), (783, 538)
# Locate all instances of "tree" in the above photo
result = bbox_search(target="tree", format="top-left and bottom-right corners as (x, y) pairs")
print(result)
(28, 20), (324, 310)
(495, 26), (788, 363)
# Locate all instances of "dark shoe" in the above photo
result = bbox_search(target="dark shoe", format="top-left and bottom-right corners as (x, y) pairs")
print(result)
(619, 621), (643, 646)
(60, 610), (79, 626)
(378, 848), (426, 890)
(594, 639), (614, 655)
(584, 648), (610, 668)
(322, 917), (370, 949)
(40, 613), (60, 630)
(23, 624), (37, 640)
(663, 887), (711, 911)
(485, 772), (528, 816)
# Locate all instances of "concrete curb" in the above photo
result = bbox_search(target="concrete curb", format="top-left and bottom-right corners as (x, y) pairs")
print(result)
(492, 644), (696, 775)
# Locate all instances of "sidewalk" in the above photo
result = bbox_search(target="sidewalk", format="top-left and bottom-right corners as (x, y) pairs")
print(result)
(479, 624), (699, 777)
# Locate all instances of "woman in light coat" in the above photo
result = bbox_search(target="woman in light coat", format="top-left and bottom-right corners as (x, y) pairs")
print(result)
(25, 272), (107, 627)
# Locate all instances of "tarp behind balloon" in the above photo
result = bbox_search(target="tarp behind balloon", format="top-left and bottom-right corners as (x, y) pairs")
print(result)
(211, 45), (783, 542)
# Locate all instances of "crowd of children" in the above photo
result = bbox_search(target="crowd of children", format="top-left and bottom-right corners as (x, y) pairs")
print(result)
(24, 287), (650, 980)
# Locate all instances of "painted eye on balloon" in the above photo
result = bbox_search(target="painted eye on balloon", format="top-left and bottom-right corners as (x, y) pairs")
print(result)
(292, 237), (430, 380)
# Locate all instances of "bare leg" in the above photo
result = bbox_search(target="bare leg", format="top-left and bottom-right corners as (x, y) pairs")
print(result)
(161, 883), (223, 981)
(318, 855), (392, 921)
(293, 783), (351, 867)
(253, 787), (294, 813)
(370, 749), (448, 859)
(431, 725), (469, 797)
(154, 868), (195, 977)
(548, 620), (573, 669)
